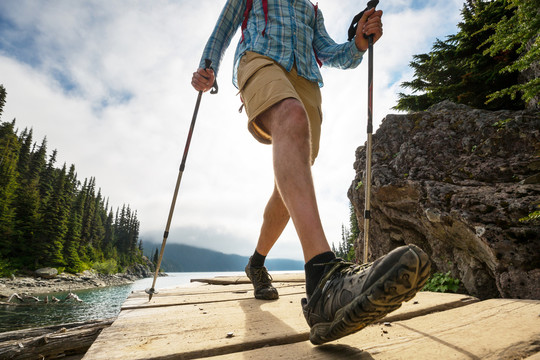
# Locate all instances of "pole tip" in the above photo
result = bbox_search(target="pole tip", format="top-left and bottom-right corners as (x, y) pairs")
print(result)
(145, 287), (158, 301)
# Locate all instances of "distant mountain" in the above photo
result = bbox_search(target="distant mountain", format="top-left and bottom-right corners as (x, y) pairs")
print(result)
(143, 242), (303, 272)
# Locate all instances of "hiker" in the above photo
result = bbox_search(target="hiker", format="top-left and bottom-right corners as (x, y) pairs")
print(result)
(192, 0), (430, 344)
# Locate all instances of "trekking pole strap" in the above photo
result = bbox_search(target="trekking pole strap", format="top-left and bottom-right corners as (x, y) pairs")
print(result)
(347, 0), (379, 42)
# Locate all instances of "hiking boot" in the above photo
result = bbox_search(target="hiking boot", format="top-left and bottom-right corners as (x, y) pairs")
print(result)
(245, 258), (279, 300)
(302, 244), (431, 345)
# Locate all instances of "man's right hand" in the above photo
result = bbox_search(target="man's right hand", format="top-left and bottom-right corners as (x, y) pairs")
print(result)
(191, 68), (215, 92)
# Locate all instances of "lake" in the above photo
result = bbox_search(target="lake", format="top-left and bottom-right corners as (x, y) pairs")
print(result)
(0, 271), (250, 333)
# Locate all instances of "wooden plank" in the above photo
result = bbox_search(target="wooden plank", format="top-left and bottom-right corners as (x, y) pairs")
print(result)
(83, 292), (475, 360)
(122, 284), (306, 310)
(127, 279), (303, 299)
(191, 273), (305, 285)
(206, 299), (540, 360)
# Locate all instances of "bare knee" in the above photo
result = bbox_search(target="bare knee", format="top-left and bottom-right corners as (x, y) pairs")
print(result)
(260, 98), (310, 140)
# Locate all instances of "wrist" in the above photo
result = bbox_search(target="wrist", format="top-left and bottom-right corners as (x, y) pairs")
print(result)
(355, 40), (368, 52)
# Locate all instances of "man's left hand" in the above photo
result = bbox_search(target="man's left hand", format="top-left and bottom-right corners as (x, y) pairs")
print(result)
(355, 8), (383, 52)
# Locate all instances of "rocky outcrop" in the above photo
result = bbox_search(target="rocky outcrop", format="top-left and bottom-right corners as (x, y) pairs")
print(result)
(125, 259), (154, 280)
(348, 101), (540, 299)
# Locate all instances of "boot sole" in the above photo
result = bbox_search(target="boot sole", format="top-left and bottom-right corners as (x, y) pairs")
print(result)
(309, 245), (431, 345)
(254, 291), (279, 300)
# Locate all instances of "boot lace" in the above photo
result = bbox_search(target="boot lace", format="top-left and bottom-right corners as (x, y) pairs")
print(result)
(251, 266), (273, 286)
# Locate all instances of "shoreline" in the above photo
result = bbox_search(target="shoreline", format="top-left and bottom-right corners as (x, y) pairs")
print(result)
(0, 271), (145, 299)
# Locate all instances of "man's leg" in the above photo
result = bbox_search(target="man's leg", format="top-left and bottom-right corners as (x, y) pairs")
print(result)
(246, 98), (331, 300)
(258, 98), (332, 262)
(254, 185), (290, 257)
(245, 185), (289, 300)
(257, 98), (431, 346)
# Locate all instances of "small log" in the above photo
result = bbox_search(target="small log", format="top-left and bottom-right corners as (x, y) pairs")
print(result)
(65, 292), (83, 303)
(7, 293), (24, 302)
(0, 318), (114, 359)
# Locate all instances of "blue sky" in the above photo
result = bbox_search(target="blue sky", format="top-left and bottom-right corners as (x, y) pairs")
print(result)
(0, 0), (463, 260)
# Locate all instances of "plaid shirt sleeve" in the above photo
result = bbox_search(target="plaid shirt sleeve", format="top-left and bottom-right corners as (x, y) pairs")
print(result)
(312, 9), (365, 70)
(198, 0), (245, 76)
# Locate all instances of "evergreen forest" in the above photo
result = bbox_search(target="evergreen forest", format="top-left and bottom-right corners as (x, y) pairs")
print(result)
(394, 0), (538, 112)
(0, 85), (144, 275)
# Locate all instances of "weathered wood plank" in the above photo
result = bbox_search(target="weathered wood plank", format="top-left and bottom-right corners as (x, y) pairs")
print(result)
(83, 291), (475, 360)
(127, 280), (303, 299)
(191, 273), (305, 285)
(207, 299), (540, 360)
(122, 284), (306, 310)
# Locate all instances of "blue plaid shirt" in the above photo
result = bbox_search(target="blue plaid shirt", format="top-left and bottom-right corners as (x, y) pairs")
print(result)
(199, 0), (365, 88)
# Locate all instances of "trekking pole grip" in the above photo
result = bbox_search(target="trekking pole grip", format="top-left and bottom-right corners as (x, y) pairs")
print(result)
(363, 0), (379, 39)
(205, 59), (219, 95)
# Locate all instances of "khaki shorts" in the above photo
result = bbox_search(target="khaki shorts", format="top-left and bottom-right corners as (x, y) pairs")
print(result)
(237, 51), (323, 162)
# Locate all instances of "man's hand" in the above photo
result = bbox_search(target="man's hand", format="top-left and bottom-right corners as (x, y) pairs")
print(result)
(354, 8), (383, 52)
(191, 68), (215, 92)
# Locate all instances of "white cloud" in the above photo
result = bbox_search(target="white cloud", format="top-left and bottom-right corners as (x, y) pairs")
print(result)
(0, 0), (463, 261)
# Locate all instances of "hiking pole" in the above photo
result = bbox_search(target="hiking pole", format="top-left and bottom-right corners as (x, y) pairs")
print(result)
(361, 0), (378, 263)
(146, 59), (216, 301)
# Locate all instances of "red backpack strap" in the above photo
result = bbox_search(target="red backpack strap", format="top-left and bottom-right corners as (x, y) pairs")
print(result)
(241, 0), (253, 43)
(241, 0), (268, 42)
(262, 0), (268, 36)
(312, 2), (323, 67)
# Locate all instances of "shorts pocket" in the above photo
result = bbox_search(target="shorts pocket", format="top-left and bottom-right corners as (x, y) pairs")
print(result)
(237, 52), (275, 92)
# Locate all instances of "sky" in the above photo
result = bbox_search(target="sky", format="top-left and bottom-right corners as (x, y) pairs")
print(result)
(0, 0), (463, 261)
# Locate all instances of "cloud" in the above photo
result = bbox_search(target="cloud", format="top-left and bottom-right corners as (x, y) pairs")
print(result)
(0, 0), (463, 262)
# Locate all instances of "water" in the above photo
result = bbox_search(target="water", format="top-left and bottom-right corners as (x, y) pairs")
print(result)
(1, 271), (280, 333)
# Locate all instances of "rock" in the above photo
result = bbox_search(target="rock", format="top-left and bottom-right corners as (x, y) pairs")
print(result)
(349, 101), (540, 300)
(125, 261), (153, 279)
(34, 268), (58, 279)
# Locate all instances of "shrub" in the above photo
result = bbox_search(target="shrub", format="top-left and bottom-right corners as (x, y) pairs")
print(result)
(423, 271), (461, 293)
(92, 259), (118, 275)
(0, 258), (15, 277)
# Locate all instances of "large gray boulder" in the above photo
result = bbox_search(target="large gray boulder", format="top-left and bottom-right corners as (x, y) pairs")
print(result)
(349, 101), (539, 299)
(35, 267), (58, 279)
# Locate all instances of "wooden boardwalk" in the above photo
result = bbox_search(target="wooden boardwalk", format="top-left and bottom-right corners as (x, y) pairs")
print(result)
(83, 274), (540, 360)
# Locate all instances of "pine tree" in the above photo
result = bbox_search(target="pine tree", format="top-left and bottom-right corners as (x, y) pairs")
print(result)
(0, 85), (6, 119)
(90, 189), (106, 260)
(333, 203), (359, 262)
(102, 208), (115, 258)
(37, 164), (70, 267)
(81, 178), (96, 249)
(482, 0), (540, 107)
(64, 167), (84, 272)
(394, 0), (525, 112)
(13, 129), (42, 267)
(38, 148), (57, 209)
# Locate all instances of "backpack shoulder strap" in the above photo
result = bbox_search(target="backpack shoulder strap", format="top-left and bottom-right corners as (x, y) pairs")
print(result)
(241, 0), (253, 43)
(312, 2), (323, 67)
(241, 0), (268, 43)
(262, 0), (268, 36)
